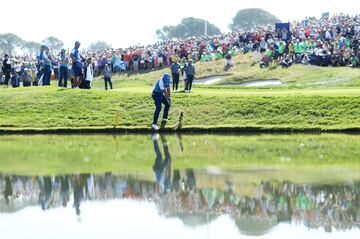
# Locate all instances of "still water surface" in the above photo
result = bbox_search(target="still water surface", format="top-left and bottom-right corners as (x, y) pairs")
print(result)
(0, 134), (359, 238)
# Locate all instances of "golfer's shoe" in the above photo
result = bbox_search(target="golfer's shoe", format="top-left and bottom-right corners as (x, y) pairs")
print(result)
(162, 118), (169, 122)
(160, 121), (167, 129)
(152, 124), (159, 131)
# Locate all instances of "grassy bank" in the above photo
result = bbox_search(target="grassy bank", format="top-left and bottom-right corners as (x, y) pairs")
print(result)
(1, 53), (360, 132)
(0, 86), (360, 132)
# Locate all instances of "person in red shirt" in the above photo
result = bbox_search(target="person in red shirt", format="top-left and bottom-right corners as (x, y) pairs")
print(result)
(123, 53), (131, 70)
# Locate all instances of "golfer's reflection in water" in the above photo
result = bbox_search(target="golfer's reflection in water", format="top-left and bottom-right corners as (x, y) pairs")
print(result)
(152, 134), (172, 193)
(152, 134), (196, 194)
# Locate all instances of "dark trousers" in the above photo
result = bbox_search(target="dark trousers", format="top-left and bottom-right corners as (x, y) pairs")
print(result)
(11, 76), (19, 87)
(23, 81), (31, 87)
(172, 73), (179, 91)
(4, 71), (11, 85)
(152, 137), (171, 184)
(58, 66), (68, 87)
(185, 75), (194, 91)
(54, 68), (59, 80)
(152, 91), (170, 125)
(104, 77), (112, 90)
(43, 65), (51, 85)
(84, 81), (91, 89)
(35, 69), (43, 86)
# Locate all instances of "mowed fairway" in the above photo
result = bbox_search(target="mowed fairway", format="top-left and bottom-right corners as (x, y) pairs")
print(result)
(1, 84), (360, 132)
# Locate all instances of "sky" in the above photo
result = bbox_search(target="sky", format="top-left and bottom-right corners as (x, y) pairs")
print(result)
(1, 0), (359, 49)
(1, 200), (359, 239)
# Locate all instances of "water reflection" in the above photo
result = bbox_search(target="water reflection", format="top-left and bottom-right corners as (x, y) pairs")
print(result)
(153, 134), (172, 193)
(0, 134), (359, 237)
(0, 174), (359, 234)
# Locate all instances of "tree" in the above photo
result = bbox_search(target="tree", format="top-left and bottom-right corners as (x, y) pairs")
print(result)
(42, 36), (64, 50)
(88, 41), (112, 51)
(230, 8), (280, 31)
(22, 41), (41, 55)
(156, 17), (221, 40)
(0, 33), (24, 55)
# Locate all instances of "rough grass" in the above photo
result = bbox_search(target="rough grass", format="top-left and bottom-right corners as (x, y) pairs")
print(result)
(93, 54), (360, 89)
(218, 54), (360, 88)
(1, 86), (360, 131)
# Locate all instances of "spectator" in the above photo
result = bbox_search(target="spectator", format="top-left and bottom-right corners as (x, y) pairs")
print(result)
(350, 52), (359, 67)
(260, 55), (270, 68)
(259, 38), (268, 53)
(224, 52), (233, 71)
(302, 54), (310, 65)
(85, 58), (94, 89)
(43, 46), (52, 86)
(180, 58), (187, 91)
(282, 55), (293, 68)
(2, 54), (11, 88)
(132, 52), (140, 72)
(52, 59), (59, 81)
(170, 61), (180, 92)
(58, 48), (69, 88)
(11, 70), (20, 88)
(103, 64), (112, 90)
(20, 68), (32, 87)
(185, 59), (195, 93)
(111, 54), (116, 72)
(70, 41), (84, 88)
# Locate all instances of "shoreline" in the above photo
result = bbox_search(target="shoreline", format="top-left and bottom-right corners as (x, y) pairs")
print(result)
(1, 126), (360, 135)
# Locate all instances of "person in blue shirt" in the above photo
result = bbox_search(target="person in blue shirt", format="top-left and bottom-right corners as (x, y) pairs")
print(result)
(36, 45), (46, 66)
(70, 41), (84, 88)
(36, 45), (48, 86)
(43, 46), (52, 86)
(58, 48), (69, 87)
(170, 61), (180, 92)
(152, 73), (171, 130)
(185, 59), (195, 93)
(103, 64), (112, 90)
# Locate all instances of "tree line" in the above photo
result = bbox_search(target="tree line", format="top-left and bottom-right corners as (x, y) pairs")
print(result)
(0, 34), (112, 55)
(0, 34), (64, 55)
(156, 8), (280, 40)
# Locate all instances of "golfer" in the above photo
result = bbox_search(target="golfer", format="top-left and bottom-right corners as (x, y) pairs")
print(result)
(151, 73), (171, 130)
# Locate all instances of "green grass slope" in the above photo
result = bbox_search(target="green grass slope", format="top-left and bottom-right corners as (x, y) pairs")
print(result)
(0, 86), (360, 132)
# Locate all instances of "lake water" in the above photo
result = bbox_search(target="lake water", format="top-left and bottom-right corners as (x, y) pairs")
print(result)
(0, 134), (359, 239)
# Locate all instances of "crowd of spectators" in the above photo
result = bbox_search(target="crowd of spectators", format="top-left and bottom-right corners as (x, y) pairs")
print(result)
(245, 14), (360, 68)
(1, 13), (359, 88)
